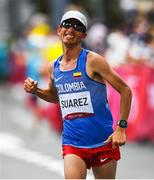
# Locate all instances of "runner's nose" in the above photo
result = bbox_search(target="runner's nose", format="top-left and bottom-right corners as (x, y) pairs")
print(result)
(68, 26), (75, 31)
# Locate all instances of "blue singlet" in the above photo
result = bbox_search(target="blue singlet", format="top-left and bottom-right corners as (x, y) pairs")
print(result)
(54, 48), (113, 148)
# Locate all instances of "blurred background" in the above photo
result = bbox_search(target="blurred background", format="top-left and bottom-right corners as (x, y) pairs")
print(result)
(0, 0), (154, 179)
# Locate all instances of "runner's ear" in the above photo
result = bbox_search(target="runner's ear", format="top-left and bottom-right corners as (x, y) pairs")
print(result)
(57, 26), (61, 36)
(81, 33), (87, 39)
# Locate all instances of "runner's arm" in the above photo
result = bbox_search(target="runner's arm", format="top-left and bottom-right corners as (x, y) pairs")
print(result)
(24, 61), (59, 103)
(88, 52), (132, 148)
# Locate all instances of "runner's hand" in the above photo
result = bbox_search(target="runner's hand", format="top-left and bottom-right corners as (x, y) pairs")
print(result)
(24, 77), (38, 94)
(104, 127), (126, 149)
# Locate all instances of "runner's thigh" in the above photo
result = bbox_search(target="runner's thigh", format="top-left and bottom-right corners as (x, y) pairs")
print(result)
(64, 154), (87, 179)
(92, 159), (117, 179)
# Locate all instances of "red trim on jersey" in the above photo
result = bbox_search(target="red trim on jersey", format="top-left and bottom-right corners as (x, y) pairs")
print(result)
(64, 112), (94, 120)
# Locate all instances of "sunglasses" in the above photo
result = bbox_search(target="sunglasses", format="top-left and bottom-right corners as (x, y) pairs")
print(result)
(61, 21), (86, 33)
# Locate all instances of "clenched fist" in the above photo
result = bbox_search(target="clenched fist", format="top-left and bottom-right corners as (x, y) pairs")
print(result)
(24, 77), (38, 94)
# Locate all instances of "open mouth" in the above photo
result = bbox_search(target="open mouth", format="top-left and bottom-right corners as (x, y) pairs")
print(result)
(65, 33), (75, 39)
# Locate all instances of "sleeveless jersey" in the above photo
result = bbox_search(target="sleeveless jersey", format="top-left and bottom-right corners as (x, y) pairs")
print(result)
(54, 48), (113, 148)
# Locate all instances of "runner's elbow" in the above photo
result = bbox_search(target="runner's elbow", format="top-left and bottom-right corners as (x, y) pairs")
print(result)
(124, 86), (132, 99)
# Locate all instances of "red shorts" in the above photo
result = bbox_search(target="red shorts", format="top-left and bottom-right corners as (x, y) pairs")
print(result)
(63, 143), (120, 169)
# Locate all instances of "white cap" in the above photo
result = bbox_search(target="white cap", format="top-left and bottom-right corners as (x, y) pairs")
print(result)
(60, 10), (88, 29)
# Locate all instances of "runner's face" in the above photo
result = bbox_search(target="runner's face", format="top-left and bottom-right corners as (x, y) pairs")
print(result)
(58, 19), (86, 46)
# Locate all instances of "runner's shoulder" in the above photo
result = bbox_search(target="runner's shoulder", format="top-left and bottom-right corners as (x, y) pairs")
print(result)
(87, 50), (106, 67)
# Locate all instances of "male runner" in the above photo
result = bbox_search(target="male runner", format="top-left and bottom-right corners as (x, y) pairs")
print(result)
(24, 10), (132, 179)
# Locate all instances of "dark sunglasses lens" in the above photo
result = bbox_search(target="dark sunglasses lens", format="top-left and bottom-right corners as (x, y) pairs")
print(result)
(61, 21), (86, 33)
(74, 25), (85, 33)
(62, 22), (71, 28)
